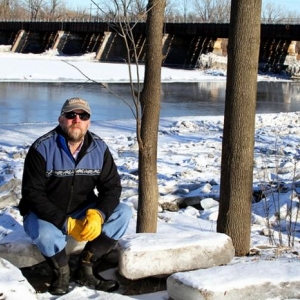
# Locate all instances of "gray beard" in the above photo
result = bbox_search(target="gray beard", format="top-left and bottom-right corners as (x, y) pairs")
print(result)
(66, 127), (85, 142)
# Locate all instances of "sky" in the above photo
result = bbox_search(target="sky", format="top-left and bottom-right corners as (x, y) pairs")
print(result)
(1, 49), (300, 299)
(66, 0), (300, 15)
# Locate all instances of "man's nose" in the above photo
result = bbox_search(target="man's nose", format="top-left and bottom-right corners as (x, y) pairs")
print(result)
(72, 114), (81, 122)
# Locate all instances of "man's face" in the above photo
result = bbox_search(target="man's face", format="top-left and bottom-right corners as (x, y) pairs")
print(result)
(58, 110), (90, 143)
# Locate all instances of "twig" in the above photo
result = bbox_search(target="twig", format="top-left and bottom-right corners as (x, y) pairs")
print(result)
(62, 60), (137, 118)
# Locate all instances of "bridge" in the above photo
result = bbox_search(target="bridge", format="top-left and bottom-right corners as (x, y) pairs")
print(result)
(0, 21), (299, 69)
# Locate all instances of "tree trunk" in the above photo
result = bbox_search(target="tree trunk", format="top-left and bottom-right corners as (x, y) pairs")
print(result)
(136, 0), (166, 233)
(217, 0), (262, 256)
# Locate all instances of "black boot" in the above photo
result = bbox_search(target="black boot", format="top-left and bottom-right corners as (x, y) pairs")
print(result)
(45, 249), (70, 295)
(73, 234), (119, 292)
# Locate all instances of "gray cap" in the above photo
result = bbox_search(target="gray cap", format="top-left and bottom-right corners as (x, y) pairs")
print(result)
(61, 97), (91, 115)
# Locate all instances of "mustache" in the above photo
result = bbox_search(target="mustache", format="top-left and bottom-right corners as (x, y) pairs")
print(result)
(69, 124), (81, 129)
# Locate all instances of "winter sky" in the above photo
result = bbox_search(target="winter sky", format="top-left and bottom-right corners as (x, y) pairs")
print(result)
(67, 0), (300, 15)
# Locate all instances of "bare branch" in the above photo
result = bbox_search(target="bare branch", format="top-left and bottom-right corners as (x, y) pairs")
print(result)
(62, 59), (137, 118)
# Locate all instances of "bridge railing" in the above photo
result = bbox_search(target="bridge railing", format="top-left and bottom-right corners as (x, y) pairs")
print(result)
(0, 18), (299, 25)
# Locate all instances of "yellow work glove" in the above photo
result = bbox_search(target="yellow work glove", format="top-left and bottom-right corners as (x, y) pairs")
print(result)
(81, 209), (103, 241)
(67, 217), (85, 242)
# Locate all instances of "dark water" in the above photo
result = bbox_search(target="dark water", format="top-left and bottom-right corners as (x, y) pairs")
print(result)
(0, 81), (300, 124)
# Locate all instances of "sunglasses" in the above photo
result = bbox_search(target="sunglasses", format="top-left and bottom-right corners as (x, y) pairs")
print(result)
(63, 112), (90, 121)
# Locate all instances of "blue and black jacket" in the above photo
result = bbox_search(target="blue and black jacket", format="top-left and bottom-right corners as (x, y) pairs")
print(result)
(19, 125), (121, 230)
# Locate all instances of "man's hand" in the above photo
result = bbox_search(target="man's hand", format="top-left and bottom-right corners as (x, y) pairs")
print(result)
(81, 209), (103, 241)
(67, 217), (85, 242)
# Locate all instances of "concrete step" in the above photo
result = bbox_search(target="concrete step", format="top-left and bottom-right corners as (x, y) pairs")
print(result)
(118, 231), (235, 280)
(167, 259), (300, 300)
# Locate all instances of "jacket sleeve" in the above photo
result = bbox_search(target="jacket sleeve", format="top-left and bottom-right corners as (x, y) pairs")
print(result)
(95, 147), (122, 220)
(19, 146), (66, 229)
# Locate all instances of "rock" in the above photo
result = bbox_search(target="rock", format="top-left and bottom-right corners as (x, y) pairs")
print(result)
(0, 192), (19, 209)
(200, 198), (219, 209)
(0, 237), (87, 268)
(167, 260), (300, 300)
(0, 207), (86, 268)
(118, 232), (234, 280)
(178, 196), (202, 209)
(0, 178), (21, 209)
(0, 178), (20, 193)
(161, 201), (179, 211)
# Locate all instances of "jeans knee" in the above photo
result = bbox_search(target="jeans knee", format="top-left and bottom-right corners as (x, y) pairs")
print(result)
(34, 230), (54, 245)
(23, 213), (67, 256)
(118, 203), (132, 223)
(102, 203), (132, 239)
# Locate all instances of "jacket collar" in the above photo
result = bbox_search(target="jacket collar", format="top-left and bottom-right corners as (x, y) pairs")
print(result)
(55, 125), (94, 161)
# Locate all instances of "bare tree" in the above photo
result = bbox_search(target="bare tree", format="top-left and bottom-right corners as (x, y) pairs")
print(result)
(4, 0), (299, 21)
(0, 0), (10, 18)
(95, 0), (140, 20)
(193, 0), (215, 21)
(261, 2), (286, 23)
(95, 0), (172, 21)
(192, 0), (230, 22)
(217, 0), (262, 256)
(4, 0), (26, 19)
(0, 0), (74, 20)
(48, 0), (62, 18)
(131, 0), (148, 19)
(34, 0), (68, 20)
(22, 0), (46, 20)
(136, 0), (165, 232)
(216, 0), (230, 21)
(163, 0), (177, 20)
(182, 0), (189, 22)
(88, 0), (165, 232)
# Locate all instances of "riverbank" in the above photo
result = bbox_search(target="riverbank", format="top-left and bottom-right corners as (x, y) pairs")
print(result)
(0, 46), (299, 82)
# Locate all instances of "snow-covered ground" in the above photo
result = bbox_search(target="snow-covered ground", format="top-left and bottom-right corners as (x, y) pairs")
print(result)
(1, 48), (300, 299)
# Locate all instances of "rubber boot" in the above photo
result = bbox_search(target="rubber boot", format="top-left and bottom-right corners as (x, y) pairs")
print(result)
(45, 248), (70, 295)
(73, 234), (119, 292)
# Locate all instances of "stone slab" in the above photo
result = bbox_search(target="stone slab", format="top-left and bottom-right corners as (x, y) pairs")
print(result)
(118, 231), (234, 280)
(0, 237), (86, 268)
(0, 206), (86, 268)
(167, 260), (300, 300)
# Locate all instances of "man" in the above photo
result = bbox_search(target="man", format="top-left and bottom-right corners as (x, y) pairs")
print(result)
(19, 97), (132, 295)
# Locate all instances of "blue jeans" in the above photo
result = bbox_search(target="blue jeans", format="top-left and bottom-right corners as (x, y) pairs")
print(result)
(23, 203), (132, 257)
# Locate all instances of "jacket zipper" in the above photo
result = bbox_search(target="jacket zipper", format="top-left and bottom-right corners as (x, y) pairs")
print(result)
(66, 169), (76, 214)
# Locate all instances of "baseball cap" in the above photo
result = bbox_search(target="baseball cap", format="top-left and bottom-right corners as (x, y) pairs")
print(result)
(61, 97), (91, 115)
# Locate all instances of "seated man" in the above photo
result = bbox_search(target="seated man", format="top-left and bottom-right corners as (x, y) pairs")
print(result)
(19, 97), (132, 295)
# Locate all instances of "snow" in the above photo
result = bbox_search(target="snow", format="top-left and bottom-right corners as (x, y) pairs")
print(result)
(0, 49), (229, 83)
(1, 47), (300, 299)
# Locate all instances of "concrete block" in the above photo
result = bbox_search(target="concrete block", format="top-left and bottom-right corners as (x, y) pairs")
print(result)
(167, 260), (300, 300)
(118, 232), (234, 280)
(0, 237), (86, 268)
(0, 207), (87, 268)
